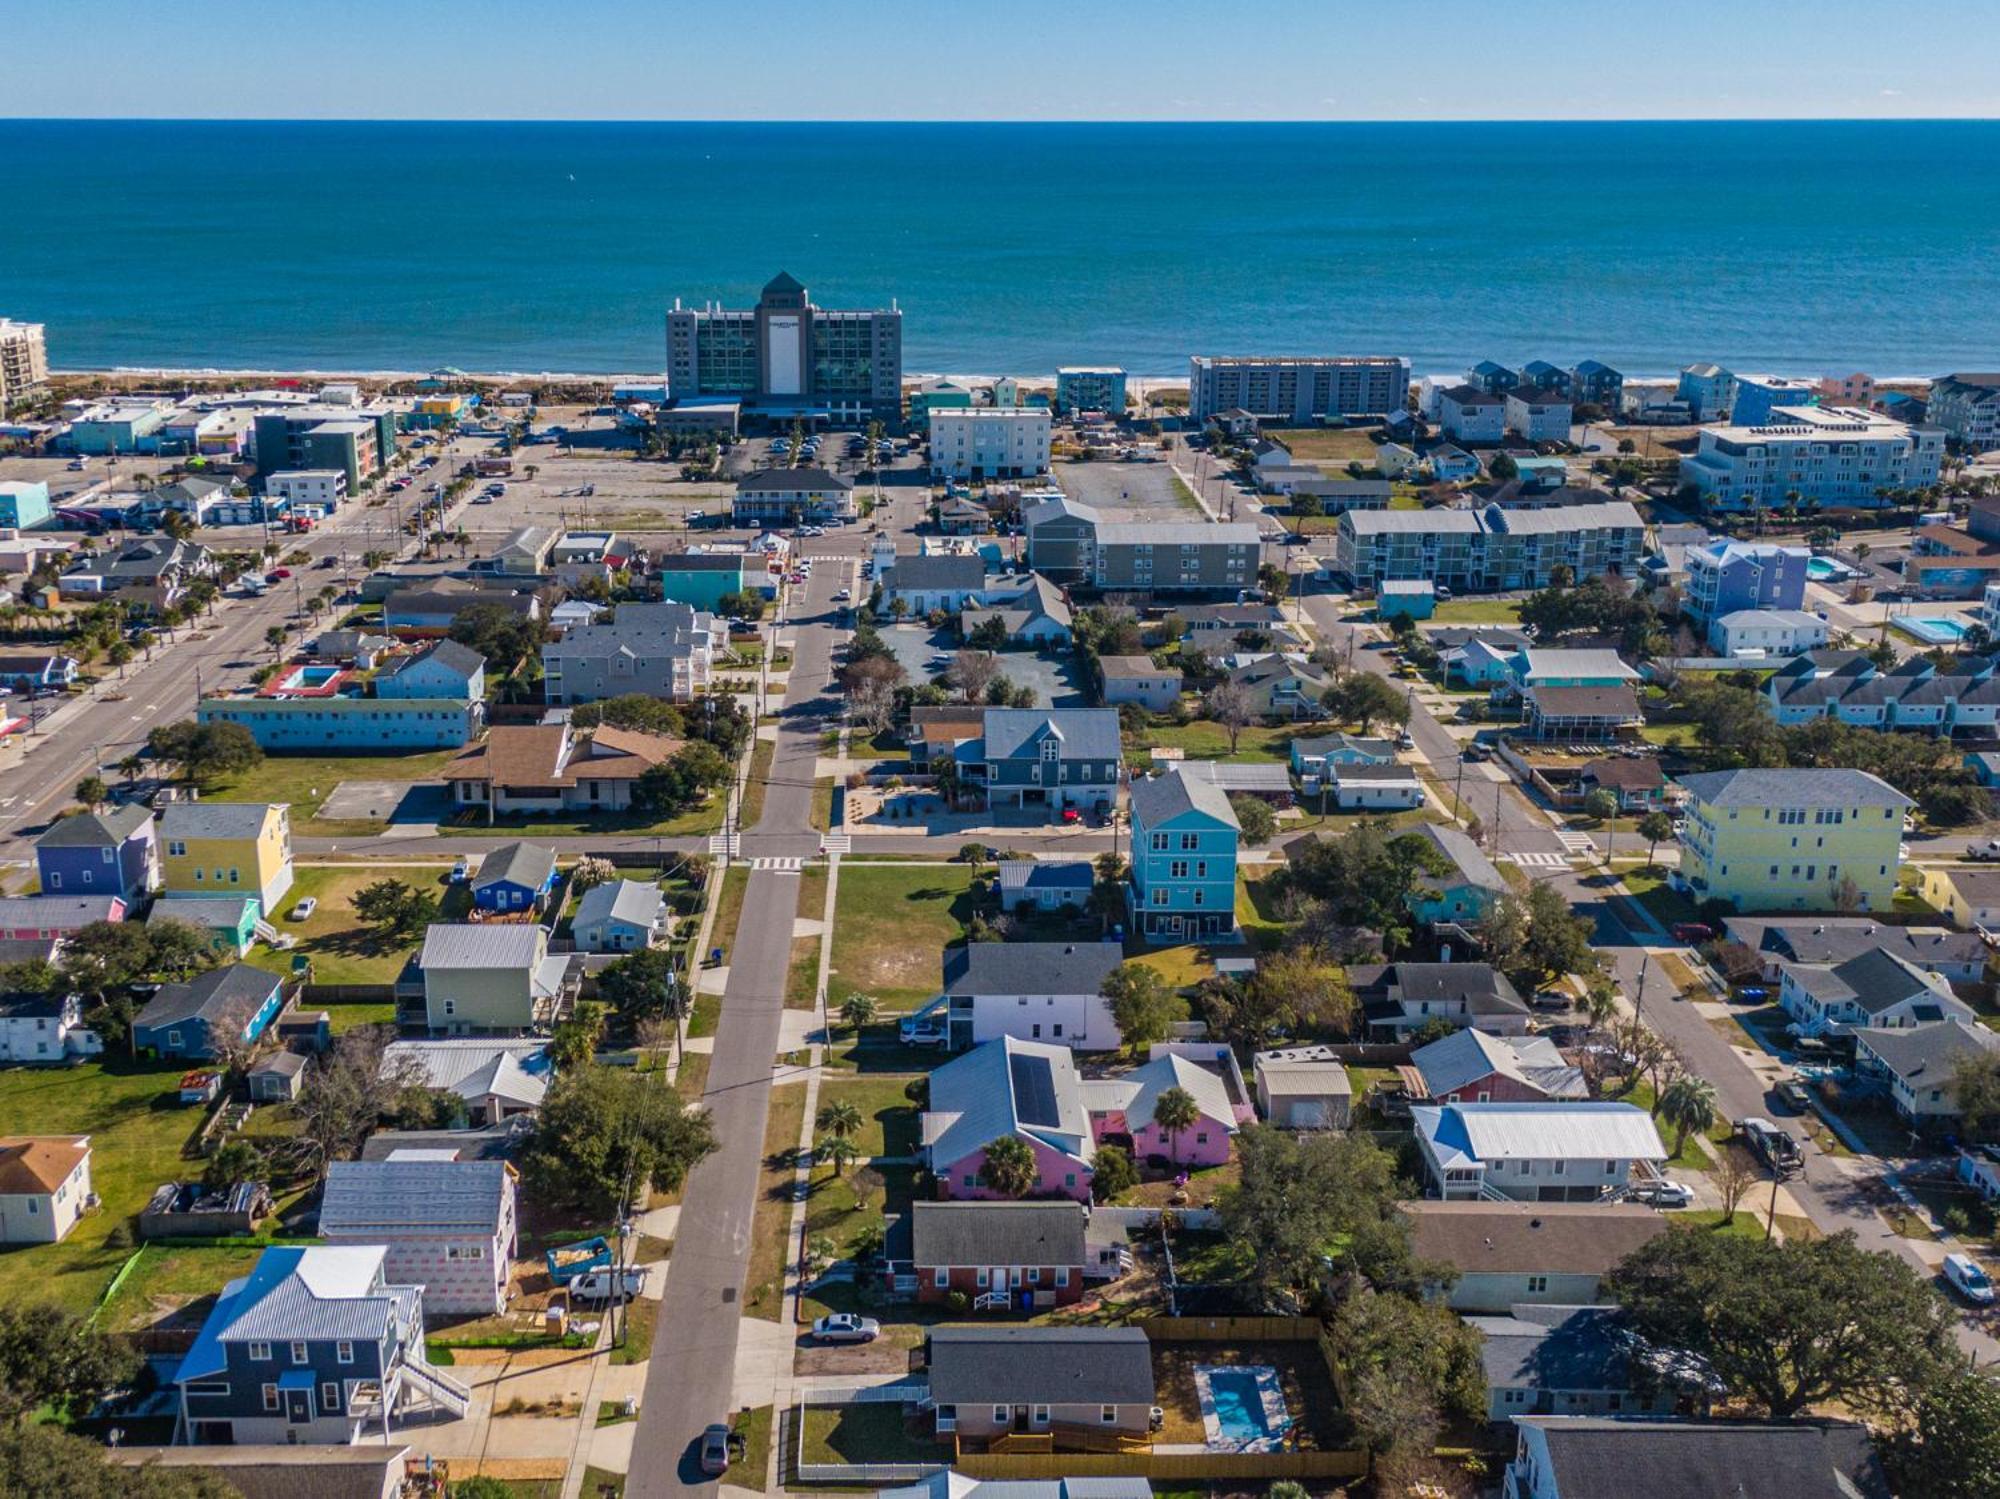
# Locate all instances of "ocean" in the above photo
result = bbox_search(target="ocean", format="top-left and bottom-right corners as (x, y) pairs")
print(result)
(3, 118), (1997, 379)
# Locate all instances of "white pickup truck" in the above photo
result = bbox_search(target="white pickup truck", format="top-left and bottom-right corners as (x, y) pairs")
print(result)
(1969, 840), (2000, 863)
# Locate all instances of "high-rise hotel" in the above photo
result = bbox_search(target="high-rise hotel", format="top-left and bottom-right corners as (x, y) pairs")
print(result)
(666, 272), (901, 424)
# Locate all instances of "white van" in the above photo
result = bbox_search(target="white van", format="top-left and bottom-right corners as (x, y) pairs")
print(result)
(1944, 1252), (1995, 1305)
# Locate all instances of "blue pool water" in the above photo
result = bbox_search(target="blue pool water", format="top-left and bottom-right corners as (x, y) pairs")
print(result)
(1200, 1367), (1286, 1448)
(1805, 557), (1846, 581)
(287, 665), (343, 687)
(1895, 615), (1971, 645)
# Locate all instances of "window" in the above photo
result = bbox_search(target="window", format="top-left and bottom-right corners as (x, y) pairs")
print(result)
(1526, 1276), (1548, 1294)
(1055, 1267), (1070, 1286)
(1101, 1405), (1118, 1424)
(934, 1268), (949, 1289)
(446, 1245), (485, 1261)
(290, 1342), (307, 1365)
(185, 1379), (230, 1396)
(248, 1342), (271, 1362)
(168, 841), (186, 857)
(262, 1384), (280, 1412)
(322, 1382), (340, 1412)
(1032, 1404), (1050, 1425)
(1149, 833), (1168, 852)
(1180, 833), (1199, 851)
(46, 871), (59, 889)
(336, 1341), (354, 1364)
(993, 1405), (1009, 1423)
(976, 1270), (989, 1288)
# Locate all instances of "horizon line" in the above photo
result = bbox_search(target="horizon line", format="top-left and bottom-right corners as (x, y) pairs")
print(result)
(2, 114), (1997, 126)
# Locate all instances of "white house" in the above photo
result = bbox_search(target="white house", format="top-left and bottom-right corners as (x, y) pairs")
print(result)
(569, 879), (668, 954)
(0, 993), (101, 1064)
(881, 553), (988, 615)
(319, 1158), (519, 1316)
(1410, 1102), (1668, 1202)
(0, 1135), (93, 1244)
(1778, 947), (1975, 1038)
(1327, 761), (1426, 809)
(1709, 608), (1830, 658)
(1504, 390), (1574, 442)
(929, 408), (1052, 480)
(1376, 442), (1421, 478)
(265, 470), (347, 513)
(936, 941), (1126, 1052)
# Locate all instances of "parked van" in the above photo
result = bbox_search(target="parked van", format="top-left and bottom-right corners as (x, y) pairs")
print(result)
(1945, 1252), (1995, 1304)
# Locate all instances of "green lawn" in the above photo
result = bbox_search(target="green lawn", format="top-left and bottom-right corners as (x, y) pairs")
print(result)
(738, 737), (777, 831)
(1615, 864), (1700, 932)
(1264, 426), (1381, 465)
(447, 799), (725, 838)
(1426, 599), (1525, 625)
(1135, 719), (1323, 763)
(242, 862), (455, 985)
(1235, 866), (1290, 951)
(202, 748), (461, 824)
(725, 1405), (773, 1491)
(827, 865), (977, 1009)
(813, 1074), (921, 1159)
(0, 1058), (218, 1315)
(98, 1241), (268, 1333)
(712, 864), (751, 956)
(802, 1163), (914, 1260)
(798, 1402), (938, 1467)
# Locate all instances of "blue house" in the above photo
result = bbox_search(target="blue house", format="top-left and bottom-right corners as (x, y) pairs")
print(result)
(373, 639), (487, 701)
(1968, 752), (2000, 788)
(33, 804), (157, 900)
(1378, 579), (1436, 621)
(1291, 732), (1396, 780)
(132, 963), (286, 1060)
(0, 480), (52, 530)
(1127, 766), (1240, 941)
(1407, 823), (1508, 929)
(471, 841), (558, 914)
(654, 553), (761, 610)
(972, 708), (1121, 820)
(174, 1243), (468, 1444)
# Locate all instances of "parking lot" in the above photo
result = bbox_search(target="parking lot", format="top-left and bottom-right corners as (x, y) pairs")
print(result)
(879, 623), (1084, 707)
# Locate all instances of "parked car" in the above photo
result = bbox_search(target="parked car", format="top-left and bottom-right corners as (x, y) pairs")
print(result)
(899, 1014), (947, 1047)
(1776, 1078), (1813, 1112)
(570, 1267), (648, 1304)
(1630, 1179), (1693, 1208)
(1670, 922), (1714, 944)
(811, 1313), (881, 1344)
(269, 567), (292, 580)
(699, 1423), (736, 1475)
(1945, 1252), (1996, 1305)
(1395, 729), (1416, 750)
(1529, 989), (1571, 1012)
(290, 897), (318, 921)
(1969, 840), (2000, 863)
(450, 857), (470, 883)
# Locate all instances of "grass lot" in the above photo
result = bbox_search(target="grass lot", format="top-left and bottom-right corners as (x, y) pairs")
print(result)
(1617, 1078), (1730, 1166)
(1235, 865), (1290, 951)
(203, 748), (460, 824)
(609, 1296), (657, 1365)
(98, 1241), (268, 1333)
(1265, 426), (1381, 465)
(674, 1049), (711, 1104)
(745, 1084), (808, 1321)
(810, 778), (835, 832)
(812, 1074), (921, 1159)
(1427, 599), (1525, 625)
(242, 862), (453, 985)
(726, 1405), (773, 1490)
(450, 798), (725, 838)
(1126, 942), (1217, 995)
(787, 866), (829, 1010)
(1616, 864), (1700, 931)
(1168, 473), (1204, 514)
(1135, 719), (1321, 763)
(803, 1163), (913, 1260)
(798, 1402), (938, 1467)
(0, 1058), (213, 1315)
(827, 865), (977, 1009)
(739, 737), (777, 830)
(1634, 722), (1693, 748)
(713, 864), (751, 956)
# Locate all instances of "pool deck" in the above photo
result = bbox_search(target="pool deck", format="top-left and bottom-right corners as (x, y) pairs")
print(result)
(1893, 615), (1971, 645)
(1193, 1363), (1292, 1454)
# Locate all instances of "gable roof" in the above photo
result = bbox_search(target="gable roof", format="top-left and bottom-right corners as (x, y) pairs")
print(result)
(1676, 767), (1913, 810)
(1733, 918), (1986, 972)
(1789, 947), (1950, 1016)
(0, 1135), (89, 1195)
(0, 894), (125, 929)
(1515, 1417), (1889, 1499)
(1404, 1201), (1667, 1276)
(910, 1201), (1087, 1268)
(1128, 766), (1239, 831)
(885, 553), (986, 592)
(1469, 1305), (1635, 1394)
(106, 1446), (411, 1499)
(419, 923), (546, 971)
(34, 803), (151, 849)
(925, 1036), (1092, 1168)
(136, 962), (280, 1032)
(1087, 1051), (1237, 1133)
(1413, 1102), (1667, 1169)
(378, 637), (486, 680)
(1366, 962), (1528, 1017)
(380, 1039), (552, 1110)
(179, 1246), (409, 1380)
(1854, 1017), (2000, 1092)
(1527, 684), (1642, 719)
(943, 942), (1125, 1000)
(1412, 1028), (1586, 1100)
(473, 840), (558, 893)
(320, 1159), (512, 1236)
(159, 801), (282, 842)
(1097, 654), (1178, 681)
(997, 859), (1095, 894)
(736, 465), (852, 493)
(982, 708), (1120, 762)
(1517, 648), (1639, 683)
(927, 1326), (1154, 1406)
(574, 878), (666, 932)
(1411, 822), (1507, 893)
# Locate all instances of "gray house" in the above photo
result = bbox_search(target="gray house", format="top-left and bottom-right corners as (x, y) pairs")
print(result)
(417, 925), (574, 1035)
(924, 1325), (1155, 1445)
(133, 964), (288, 1061)
(881, 553), (988, 614)
(571, 878), (668, 954)
(1406, 1201), (1668, 1313)
(1093, 520), (1262, 595)
(1097, 656), (1182, 712)
(320, 1159), (518, 1316)
(1023, 494), (1101, 583)
(971, 708), (1121, 817)
(1469, 1304), (1673, 1422)
(540, 601), (724, 705)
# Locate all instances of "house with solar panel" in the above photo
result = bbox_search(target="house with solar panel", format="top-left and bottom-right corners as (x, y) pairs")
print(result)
(174, 1244), (469, 1445)
(922, 1037), (1101, 1201)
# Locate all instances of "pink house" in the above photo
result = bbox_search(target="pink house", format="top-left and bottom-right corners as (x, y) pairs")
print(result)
(922, 1037), (1247, 1201)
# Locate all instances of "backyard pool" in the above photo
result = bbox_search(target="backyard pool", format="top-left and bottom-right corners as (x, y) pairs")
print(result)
(1195, 1365), (1292, 1452)
(1805, 556), (1855, 582)
(261, 663), (353, 698)
(1894, 615), (1972, 646)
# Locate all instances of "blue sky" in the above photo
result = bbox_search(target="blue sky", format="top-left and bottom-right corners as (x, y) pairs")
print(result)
(8, 0), (1998, 120)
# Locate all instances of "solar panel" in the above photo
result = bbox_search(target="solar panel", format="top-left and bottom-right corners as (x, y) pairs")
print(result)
(1010, 1053), (1060, 1128)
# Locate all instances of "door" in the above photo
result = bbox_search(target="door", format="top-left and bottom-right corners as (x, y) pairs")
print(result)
(988, 1268), (1009, 1294)
(284, 1387), (312, 1424)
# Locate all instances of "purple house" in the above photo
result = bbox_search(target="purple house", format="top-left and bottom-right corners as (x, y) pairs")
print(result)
(1082, 1047), (1246, 1168)
(922, 1037), (1098, 1202)
(34, 804), (158, 902)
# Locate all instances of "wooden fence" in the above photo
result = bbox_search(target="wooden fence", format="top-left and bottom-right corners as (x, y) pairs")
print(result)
(953, 1449), (1368, 1482)
(1136, 1314), (1323, 1342)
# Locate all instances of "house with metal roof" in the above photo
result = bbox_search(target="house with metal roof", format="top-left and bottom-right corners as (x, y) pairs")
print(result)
(32, 803), (156, 902)
(922, 1326), (1155, 1447)
(1253, 1046), (1353, 1129)
(1504, 1416), (1889, 1499)
(174, 1244), (469, 1445)
(571, 877), (669, 953)
(923, 1036), (1098, 1201)
(416, 924), (575, 1035)
(1290, 731), (1396, 778)
(972, 708), (1120, 818)
(1412, 1102), (1668, 1202)
(133, 963), (287, 1061)
(379, 1039), (552, 1123)
(996, 859), (1095, 913)
(937, 941), (1126, 1053)
(1778, 946), (1973, 1038)
(1406, 1201), (1668, 1313)
(1174, 758), (1295, 802)
(0, 1135), (93, 1244)
(1127, 766), (1239, 941)
(320, 1159), (518, 1315)
(1411, 1028), (1586, 1105)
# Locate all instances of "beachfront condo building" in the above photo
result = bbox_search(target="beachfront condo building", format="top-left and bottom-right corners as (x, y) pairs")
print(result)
(1728, 375), (1821, 427)
(1674, 767), (1910, 914)
(252, 406), (396, 494)
(1929, 374), (2000, 449)
(665, 271), (901, 425)
(1678, 406), (1945, 511)
(1188, 355), (1410, 423)
(1054, 367), (1127, 416)
(0, 318), (49, 414)
(928, 408), (1051, 480)
(1333, 500), (1644, 594)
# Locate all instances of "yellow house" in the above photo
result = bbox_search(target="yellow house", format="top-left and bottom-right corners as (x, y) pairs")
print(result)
(158, 802), (293, 918)
(1674, 768), (1909, 914)
(1920, 867), (2000, 931)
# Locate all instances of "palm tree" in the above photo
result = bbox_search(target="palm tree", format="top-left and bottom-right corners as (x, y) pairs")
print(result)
(1638, 810), (1675, 869)
(815, 1133), (859, 1179)
(1152, 1085), (1201, 1166)
(839, 994), (877, 1033)
(815, 1100), (863, 1142)
(1659, 1075), (1718, 1159)
(264, 625), (287, 660)
(117, 754), (144, 789)
(980, 1134), (1038, 1198)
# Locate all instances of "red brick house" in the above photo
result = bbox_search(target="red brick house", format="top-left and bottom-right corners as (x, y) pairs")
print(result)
(883, 1201), (1096, 1309)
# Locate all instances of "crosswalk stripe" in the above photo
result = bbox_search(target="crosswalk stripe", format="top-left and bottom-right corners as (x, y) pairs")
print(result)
(1504, 851), (1571, 869)
(748, 856), (805, 871)
(1556, 830), (1599, 854)
(821, 834), (852, 854)
(708, 833), (740, 857)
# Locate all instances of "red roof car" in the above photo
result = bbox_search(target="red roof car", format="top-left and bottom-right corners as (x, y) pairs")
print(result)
(1670, 922), (1713, 944)
(1061, 807), (1081, 824)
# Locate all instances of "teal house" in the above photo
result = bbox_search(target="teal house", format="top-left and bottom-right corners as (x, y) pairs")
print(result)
(1127, 766), (1240, 941)
(0, 480), (52, 530)
(1378, 579), (1436, 620)
(1406, 823), (1508, 929)
(655, 553), (762, 610)
(149, 895), (261, 957)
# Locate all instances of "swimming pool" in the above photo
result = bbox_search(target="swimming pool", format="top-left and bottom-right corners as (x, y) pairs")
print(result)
(1194, 1364), (1292, 1452)
(1805, 556), (1854, 582)
(1894, 615), (1972, 646)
